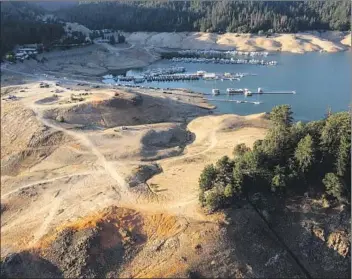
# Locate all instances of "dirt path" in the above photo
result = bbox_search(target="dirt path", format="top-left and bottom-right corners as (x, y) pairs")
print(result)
(30, 104), (131, 199)
(2, 172), (94, 199)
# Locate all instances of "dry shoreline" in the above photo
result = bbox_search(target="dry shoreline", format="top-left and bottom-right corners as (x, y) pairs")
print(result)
(1, 30), (350, 86)
(125, 31), (351, 54)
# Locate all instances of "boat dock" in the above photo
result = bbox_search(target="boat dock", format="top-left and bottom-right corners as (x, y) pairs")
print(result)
(111, 69), (253, 84)
(255, 91), (296, 94)
(226, 88), (296, 95)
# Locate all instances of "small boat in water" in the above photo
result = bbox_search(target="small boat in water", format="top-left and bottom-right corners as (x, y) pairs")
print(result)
(227, 88), (244, 94)
(212, 89), (220, 95)
(244, 88), (252, 96)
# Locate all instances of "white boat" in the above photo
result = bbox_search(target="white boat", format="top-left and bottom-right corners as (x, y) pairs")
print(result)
(212, 89), (220, 95)
(227, 88), (244, 94)
(196, 70), (206, 76)
(244, 88), (252, 96)
(204, 73), (216, 80)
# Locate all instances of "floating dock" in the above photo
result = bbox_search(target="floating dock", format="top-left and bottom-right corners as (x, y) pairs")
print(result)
(207, 98), (263, 105)
(113, 70), (252, 84)
(256, 91), (296, 94)
(226, 88), (296, 95)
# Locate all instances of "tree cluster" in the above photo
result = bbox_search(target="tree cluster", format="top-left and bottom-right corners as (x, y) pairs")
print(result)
(199, 105), (351, 211)
(1, 2), (64, 57)
(57, 1), (351, 33)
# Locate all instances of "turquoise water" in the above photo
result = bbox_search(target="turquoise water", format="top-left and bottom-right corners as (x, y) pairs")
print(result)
(123, 52), (351, 121)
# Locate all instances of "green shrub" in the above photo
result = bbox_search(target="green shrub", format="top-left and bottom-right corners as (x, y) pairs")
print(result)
(199, 164), (217, 191)
(204, 187), (224, 211)
(233, 143), (250, 157)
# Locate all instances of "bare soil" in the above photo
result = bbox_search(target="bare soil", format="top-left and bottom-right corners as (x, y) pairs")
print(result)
(1, 81), (350, 278)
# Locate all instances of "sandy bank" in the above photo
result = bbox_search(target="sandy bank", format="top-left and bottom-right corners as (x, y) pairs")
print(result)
(125, 31), (351, 53)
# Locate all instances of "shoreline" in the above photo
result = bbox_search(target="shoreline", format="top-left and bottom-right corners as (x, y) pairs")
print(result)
(124, 31), (351, 54)
(1, 30), (350, 86)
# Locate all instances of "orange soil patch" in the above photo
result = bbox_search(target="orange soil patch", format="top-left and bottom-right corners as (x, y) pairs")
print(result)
(35, 206), (185, 250)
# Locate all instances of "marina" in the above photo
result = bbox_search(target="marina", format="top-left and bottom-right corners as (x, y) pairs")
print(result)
(105, 68), (255, 84)
(103, 52), (350, 121)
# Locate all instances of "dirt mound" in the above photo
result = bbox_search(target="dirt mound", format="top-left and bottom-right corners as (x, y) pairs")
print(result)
(141, 124), (193, 160)
(0, 207), (146, 278)
(8, 206), (188, 278)
(0, 206), (197, 278)
(42, 92), (210, 128)
(142, 125), (190, 148)
(43, 227), (126, 278)
(127, 163), (162, 187)
(35, 96), (59, 105)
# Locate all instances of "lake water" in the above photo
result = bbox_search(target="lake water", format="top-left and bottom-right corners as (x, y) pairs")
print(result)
(109, 52), (351, 121)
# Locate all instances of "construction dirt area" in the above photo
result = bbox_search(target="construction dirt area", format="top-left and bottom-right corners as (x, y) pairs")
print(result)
(1, 78), (350, 278)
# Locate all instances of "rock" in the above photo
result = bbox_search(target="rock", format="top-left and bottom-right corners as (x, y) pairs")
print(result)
(311, 226), (325, 242)
(327, 230), (350, 257)
(119, 228), (129, 238)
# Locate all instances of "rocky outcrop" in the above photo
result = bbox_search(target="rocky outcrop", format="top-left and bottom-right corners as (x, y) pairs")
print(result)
(327, 230), (350, 258)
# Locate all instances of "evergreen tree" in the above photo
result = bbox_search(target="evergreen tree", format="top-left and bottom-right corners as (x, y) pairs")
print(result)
(294, 134), (315, 173)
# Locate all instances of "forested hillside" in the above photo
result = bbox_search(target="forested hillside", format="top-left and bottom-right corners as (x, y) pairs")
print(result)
(199, 106), (351, 212)
(57, 0), (351, 33)
(0, 1), (64, 57)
